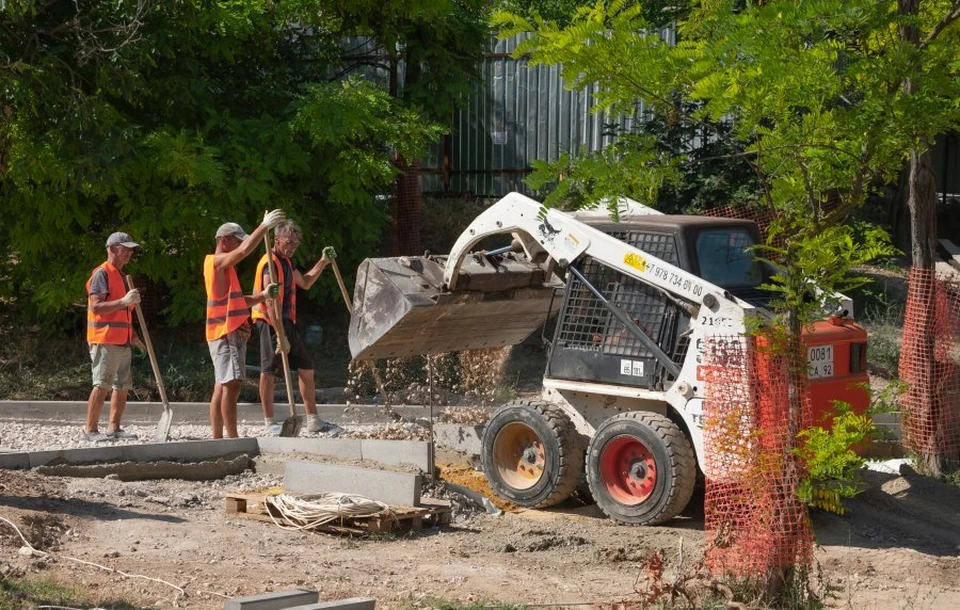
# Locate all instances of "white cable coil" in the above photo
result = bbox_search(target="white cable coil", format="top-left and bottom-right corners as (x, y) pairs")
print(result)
(265, 492), (394, 530)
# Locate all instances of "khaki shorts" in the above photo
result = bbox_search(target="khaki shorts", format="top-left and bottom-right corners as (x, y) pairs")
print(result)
(89, 344), (133, 390)
(208, 330), (247, 385)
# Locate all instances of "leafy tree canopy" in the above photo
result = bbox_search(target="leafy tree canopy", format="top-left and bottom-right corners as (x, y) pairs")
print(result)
(0, 0), (447, 325)
(495, 0), (960, 324)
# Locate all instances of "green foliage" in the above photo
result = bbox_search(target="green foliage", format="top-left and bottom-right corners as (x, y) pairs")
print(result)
(0, 574), (140, 610)
(757, 222), (897, 326)
(795, 403), (874, 515)
(494, 0), (960, 328)
(0, 1), (447, 326)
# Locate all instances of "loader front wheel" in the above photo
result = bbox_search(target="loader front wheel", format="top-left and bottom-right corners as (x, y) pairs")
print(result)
(481, 401), (584, 508)
(586, 412), (696, 525)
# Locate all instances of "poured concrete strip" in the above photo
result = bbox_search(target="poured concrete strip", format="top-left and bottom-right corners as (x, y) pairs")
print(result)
(287, 598), (376, 610)
(224, 589), (319, 610)
(36, 454), (252, 481)
(284, 461), (421, 507)
(0, 438), (257, 470)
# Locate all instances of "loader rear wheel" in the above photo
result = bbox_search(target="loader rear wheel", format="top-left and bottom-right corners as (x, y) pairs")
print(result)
(586, 412), (696, 525)
(481, 400), (585, 508)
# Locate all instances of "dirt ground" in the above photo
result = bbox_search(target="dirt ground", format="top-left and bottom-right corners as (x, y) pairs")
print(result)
(1, 453), (959, 610)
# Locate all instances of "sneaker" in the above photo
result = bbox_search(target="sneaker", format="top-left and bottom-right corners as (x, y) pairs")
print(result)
(317, 422), (344, 437)
(106, 429), (138, 440)
(82, 431), (111, 442)
(306, 415), (325, 434)
(266, 423), (283, 437)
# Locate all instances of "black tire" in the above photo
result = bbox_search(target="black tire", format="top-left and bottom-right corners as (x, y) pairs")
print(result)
(586, 411), (697, 525)
(481, 400), (585, 508)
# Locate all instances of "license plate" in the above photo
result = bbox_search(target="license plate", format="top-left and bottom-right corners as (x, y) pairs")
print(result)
(807, 345), (834, 379)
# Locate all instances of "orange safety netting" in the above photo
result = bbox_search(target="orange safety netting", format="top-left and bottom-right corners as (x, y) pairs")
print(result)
(701, 204), (780, 243)
(898, 268), (960, 469)
(701, 335), (813, 577)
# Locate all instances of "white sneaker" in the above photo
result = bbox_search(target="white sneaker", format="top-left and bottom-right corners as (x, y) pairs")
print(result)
(306, 416), (326, 434)
(82, 431), (111, 442)
(106, 429), (138, 440)
(266, 423), (283, 436)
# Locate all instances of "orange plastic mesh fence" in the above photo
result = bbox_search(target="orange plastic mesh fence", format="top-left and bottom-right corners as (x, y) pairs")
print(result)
(898, 268), (960, 467)
(701, 205), (780, 243)
(702, 334), (814, 577)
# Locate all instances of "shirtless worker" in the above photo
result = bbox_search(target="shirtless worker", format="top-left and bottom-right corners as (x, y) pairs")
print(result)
(204, 210), (284, 438)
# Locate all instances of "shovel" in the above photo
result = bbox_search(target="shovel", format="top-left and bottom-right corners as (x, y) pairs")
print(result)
(263, 232), (302, 437)
(127, 276), (173, 442)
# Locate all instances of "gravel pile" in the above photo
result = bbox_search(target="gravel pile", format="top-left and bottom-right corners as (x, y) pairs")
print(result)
(0, 420), (430, 453)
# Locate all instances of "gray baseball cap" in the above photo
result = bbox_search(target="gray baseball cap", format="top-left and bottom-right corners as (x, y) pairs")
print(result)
(215, 222), (248, 240)
(105, 232), (141, 249)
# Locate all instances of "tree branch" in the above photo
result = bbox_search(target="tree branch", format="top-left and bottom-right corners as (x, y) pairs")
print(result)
(920, 1), (960, 49)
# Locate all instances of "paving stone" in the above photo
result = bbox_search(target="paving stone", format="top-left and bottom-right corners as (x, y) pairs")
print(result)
(223, 589), (318, 610)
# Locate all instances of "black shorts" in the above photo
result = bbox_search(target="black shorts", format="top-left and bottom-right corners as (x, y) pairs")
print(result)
(257, 319), (314, 374)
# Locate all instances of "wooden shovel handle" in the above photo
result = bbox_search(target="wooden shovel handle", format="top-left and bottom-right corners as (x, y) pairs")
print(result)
(262, 232), (297, 416)
(126, 276), (170, 407)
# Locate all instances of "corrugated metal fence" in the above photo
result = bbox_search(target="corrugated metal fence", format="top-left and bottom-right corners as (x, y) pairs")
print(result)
(421, 33), (667, 197)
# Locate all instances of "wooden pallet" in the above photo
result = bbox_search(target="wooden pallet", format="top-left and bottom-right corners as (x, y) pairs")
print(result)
(225, 492), (452, 535)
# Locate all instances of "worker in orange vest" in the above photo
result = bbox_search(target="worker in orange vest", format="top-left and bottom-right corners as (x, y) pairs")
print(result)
(252, 220), (337, 435)
(204, 210), (284, 439)
(84, 232), (146, 442)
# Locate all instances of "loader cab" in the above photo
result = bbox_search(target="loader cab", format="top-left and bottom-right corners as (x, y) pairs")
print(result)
(547, 216), (773, 390)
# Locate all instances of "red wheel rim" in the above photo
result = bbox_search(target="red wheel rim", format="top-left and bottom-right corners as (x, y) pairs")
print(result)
(598, 434), (656, 505)
(493, 422), (545, 490)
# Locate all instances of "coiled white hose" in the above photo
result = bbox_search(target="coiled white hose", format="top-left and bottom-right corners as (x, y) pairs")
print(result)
(265, 492), (395, 531)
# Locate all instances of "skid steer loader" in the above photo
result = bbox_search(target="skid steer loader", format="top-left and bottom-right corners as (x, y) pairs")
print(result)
(349, 192), (869, 525)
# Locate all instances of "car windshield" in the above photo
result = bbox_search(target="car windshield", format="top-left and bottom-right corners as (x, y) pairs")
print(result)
(695, 228), (764, 287)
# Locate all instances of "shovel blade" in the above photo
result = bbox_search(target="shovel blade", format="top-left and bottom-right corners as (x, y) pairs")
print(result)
(280, 415), (302, 437)
(348, 256), (560, 360)
(153, 407), (173, 442)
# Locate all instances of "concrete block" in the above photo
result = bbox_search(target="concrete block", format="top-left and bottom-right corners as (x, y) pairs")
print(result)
(224, 589), (318, 610)
(286, 598), (375, 610)
(360, 439), (429, 470)
(0, 452), (30, 469)
(256, 437), (362, 460)
(284, 461), (421, 506)
(126, 438), (258, 463)
(433, 424), (484, 456)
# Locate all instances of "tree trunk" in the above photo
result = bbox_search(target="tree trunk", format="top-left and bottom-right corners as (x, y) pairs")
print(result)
(388, 157), (423, 256)
(899, 0), (946, 476)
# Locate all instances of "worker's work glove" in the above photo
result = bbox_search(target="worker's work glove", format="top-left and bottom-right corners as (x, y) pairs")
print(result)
(275, 334), (290, 355)
(264, 282), (280, 299)
(120, 289), (141, 307)
(322, 246), (337, 261)
(262, 209), (286, 230)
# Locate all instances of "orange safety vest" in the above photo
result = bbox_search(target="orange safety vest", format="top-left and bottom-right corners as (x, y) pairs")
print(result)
(86, 262), (134, 345)
(251, 253), (297, 326)
(204, 255), (249, 341)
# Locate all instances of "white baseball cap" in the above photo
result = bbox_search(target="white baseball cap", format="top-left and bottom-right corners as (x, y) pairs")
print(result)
(215, 222), (248, 240)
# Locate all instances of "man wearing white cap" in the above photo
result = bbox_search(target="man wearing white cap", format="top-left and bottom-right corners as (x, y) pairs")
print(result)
(204, 211), (285, 439)
(83, 232), (145, 442)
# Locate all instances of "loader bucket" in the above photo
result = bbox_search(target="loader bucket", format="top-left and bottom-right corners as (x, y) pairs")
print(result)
(349, 255), (560, 360)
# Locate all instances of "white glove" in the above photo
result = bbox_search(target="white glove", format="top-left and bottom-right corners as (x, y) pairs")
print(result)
(120, 289), (141, 306)
(262, 209), (285, 229)
(275, 334), (290, 355)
